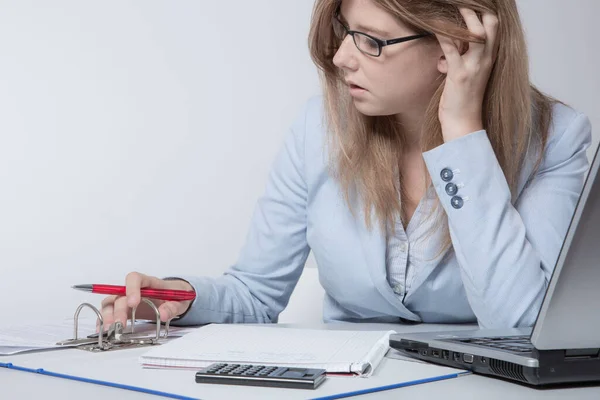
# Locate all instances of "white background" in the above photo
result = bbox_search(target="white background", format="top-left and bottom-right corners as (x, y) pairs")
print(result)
(0, 0), (598, 324)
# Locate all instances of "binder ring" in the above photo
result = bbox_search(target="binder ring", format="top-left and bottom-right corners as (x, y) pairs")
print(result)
(57, 298), (174, 351)
(73, 302), (104, 349)
(127, 298), (165, 344)
(56, 302), (112, 350)
(113, 297), (174, 344)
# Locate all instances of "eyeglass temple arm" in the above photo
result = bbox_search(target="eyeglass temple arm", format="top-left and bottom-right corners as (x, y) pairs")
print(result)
(384, 33), (433, 46)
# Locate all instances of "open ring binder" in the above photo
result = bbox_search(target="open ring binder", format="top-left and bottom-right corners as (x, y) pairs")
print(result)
(56, 298), (173, 352)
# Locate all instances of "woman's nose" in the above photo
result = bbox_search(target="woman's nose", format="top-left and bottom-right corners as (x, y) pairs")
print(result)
(333, 35), (359, 71)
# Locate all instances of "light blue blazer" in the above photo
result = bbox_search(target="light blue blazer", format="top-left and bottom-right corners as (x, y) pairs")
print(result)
(174, 96), (592, 329)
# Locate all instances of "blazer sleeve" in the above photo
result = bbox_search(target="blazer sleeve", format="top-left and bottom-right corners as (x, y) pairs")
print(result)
(422, 111), (592, 328)
(169, 101), (312, 325)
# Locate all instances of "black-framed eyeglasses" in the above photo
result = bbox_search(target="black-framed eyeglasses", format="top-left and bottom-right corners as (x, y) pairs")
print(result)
(332, 14), (432, 57)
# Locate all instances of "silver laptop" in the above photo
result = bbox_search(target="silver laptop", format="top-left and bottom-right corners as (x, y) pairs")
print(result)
(390, 142), (600, 386)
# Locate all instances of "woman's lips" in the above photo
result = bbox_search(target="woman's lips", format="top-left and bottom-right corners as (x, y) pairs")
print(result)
(348, 83), (367, 96)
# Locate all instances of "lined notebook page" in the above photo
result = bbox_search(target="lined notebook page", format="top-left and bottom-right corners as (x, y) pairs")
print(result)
(139, 324), (394, 374)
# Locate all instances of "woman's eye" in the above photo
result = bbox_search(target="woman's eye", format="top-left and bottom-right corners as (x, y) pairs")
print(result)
(367, 40), (378, 49)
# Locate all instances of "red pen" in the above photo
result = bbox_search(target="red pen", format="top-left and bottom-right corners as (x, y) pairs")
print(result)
(72, 284), (196, 301)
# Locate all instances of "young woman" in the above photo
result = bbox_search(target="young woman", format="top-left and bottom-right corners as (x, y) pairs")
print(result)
(99, 0), (591, 329)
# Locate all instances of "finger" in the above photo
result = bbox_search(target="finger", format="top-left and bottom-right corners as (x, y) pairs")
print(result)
(436, 34), (462, 68)
(459, 8), (486, 56)
(158, 301), (189, 322)
(125, 272), (144, 308)
(113, 295), (130, 326)
(481, 12), (500, 63)
(98, 304), (114, 332)
(99, 296), (117, 331)
(101, 294), (118, 309)
(125, 272), (164, 308)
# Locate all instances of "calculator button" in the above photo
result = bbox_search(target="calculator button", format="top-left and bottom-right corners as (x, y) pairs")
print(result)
(282, 370), (306, 378)
(268, 367), (287, 377)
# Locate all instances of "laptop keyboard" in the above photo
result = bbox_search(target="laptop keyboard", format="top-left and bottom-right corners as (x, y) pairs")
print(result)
(451, 335), (534, 353)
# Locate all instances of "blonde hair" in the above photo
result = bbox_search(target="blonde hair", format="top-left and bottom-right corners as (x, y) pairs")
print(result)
(308, 0), (556, 256)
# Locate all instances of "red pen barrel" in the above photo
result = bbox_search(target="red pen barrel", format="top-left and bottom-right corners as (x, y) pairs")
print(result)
(138, 288), (196, 301)
(90, 284), (196, 301)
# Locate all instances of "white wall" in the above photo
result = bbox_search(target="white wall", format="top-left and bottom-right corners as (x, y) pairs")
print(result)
(0, 0), (321, 323)
(517, 0), (600, 160)
(0, 0), (598, 324)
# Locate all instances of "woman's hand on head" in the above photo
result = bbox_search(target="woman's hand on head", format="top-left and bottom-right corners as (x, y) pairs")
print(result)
(436, 8), (499, 142)
(98, 272), (194, 331)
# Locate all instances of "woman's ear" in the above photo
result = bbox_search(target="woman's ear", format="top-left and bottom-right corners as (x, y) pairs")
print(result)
(437, 40), (467, 74)
(437, 55), (449, 74)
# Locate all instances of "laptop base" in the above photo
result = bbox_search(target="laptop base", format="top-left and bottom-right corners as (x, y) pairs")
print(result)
(390, 337), (600, 386)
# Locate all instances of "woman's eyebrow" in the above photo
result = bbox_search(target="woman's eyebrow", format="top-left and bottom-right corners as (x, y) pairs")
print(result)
(338, 11), (392, 37)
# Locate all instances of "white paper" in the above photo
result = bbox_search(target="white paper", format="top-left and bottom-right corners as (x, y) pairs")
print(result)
(0, 318), (196, 356)
(140, 324), (394, 375)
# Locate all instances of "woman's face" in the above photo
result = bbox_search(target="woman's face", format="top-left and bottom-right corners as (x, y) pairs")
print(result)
(333, 0), (444, 118)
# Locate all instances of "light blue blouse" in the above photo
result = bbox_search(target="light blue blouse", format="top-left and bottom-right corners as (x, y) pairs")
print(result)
(173, 96), (592, 328)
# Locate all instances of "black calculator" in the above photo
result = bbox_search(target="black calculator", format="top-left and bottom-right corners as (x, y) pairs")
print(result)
(195, 363), (327, 389)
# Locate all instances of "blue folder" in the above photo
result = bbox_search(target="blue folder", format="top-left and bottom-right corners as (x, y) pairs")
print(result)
(1, 361), (469, 399)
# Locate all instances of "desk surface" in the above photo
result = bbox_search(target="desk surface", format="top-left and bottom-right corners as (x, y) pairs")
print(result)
(3, 322), (600, 400)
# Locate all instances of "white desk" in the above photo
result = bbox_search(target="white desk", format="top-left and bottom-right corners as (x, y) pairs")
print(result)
(3, 323), (600, 400)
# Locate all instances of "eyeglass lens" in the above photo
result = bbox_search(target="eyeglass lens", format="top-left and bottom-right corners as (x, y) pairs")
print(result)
(332, 18), (380, 56)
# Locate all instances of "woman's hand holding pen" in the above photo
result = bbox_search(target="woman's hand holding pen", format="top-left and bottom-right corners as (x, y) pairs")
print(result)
(98, 272), (194, 331)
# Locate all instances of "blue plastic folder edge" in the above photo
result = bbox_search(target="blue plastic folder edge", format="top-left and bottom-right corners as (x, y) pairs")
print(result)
(310, 371), (470, 400)
(1, 361), (468, 400)
(0, 362), (199, 400)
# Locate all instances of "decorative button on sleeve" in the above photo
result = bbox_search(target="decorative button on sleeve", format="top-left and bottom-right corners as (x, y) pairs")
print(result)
(445, 183), (458, 196)
(440, 168), (454, 182)
(451, 196), (464, 209)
